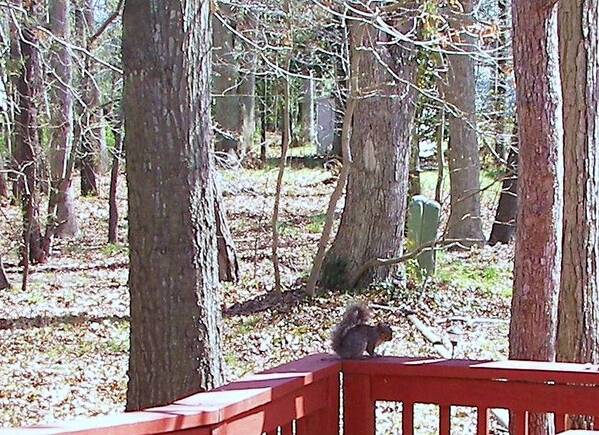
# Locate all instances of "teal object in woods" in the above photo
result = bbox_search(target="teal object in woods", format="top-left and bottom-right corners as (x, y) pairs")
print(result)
(407, 195), (441, 276)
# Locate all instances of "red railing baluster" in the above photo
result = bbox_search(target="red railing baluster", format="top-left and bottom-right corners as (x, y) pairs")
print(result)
(476, 407), (489, 435)
(512, 411), (529, 435)
(439, 405), (450, 435)
(554, 413), (568, 432)
(280, 422), (293, 435)
(402, 401), (414, 435)
(327, 373), (340, 434)
(343, 373), (375, 435)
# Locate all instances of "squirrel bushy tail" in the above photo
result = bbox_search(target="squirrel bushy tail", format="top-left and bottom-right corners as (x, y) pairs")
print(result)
(331, 303), (371, 354)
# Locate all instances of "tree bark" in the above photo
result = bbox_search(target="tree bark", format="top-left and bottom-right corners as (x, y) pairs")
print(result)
(238, 67), (256, 155)
(14, 23), (46, 266)
(488, 143), (518, 245)
(435, 108), (446, 204)
(271, 73), (291, 293)
(492, 0), (510, 160)
(298, 73), (316, 146)
(260, 77), (268, 163)
(556, 0), (599, 429)
(213, 174), (239, 283)
(212, 6), (241, 157)
(47, 0), (78, 242)
(508, 1), (563, 434)
(440, 1), (484, 245)
(108, 116), (123, 244)
(409, 101), (423, 198)
(7, 0), (22, 205)
(321, 13), (417, 290)
(79, 0), (104, 197)
(123, 0), (222, 410)
(0, 254), (9, 290)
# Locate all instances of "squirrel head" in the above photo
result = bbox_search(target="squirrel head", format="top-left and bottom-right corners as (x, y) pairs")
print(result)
(376, 323), (393, 342)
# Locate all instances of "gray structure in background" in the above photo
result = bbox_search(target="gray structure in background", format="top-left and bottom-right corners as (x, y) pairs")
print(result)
(316, 97), (335, 155)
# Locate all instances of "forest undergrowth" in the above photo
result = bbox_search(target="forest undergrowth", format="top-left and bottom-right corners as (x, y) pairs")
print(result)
(0, 162), (512, 430)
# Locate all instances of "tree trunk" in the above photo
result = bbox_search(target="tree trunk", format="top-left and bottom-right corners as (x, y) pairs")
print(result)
(271, 73), (291, 293)
(409, 101), (423, 198)
(213, 174), (239, 283)
(508, 1), (563, 434)
(0, 156), (8, 199)
(14, 25), (46, 265)
(79, 0), (103, 197)
(212, 6), (241, 157)
(492, 0), (510, 161)
(488, 143), (518, 245)
(0, 254), (9, 290)
(47, 0), (78, 242)
(556, 0), (599, 430)
(435, 108), (446, 204)
(123, 0), (222, 410)
(440, 1), (484, 245)
(260, 78), (268, 163)
(108, 117), (123, 244)
(298, 73), (316, 146)
(239, 69), (256, 155)
(321, 14), (417, 290)
(7, 0), (22, 206)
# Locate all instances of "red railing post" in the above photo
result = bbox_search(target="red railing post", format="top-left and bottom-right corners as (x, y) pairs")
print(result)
(297, 374), (340, 434)
(343, 373), (375, 435)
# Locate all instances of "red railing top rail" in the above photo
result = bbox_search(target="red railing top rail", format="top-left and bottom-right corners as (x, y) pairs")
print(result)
(3, 354), (340, 435)
(343, 356), (599, 385)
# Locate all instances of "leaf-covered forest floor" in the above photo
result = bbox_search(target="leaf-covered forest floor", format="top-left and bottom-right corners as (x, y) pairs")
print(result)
(0, 158), (513, 432)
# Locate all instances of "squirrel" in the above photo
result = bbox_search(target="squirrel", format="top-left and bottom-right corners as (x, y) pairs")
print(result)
(331, 303), (393, 359)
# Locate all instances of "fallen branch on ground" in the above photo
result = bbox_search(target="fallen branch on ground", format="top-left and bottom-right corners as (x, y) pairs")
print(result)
(349, 237), (486, 288)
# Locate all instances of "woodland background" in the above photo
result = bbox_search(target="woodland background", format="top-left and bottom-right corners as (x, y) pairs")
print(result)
(0, 0), (596, 433)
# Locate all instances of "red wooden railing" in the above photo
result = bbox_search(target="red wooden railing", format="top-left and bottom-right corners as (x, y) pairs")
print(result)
(343, 357), (599, 434)
(4, 354), (599, 434)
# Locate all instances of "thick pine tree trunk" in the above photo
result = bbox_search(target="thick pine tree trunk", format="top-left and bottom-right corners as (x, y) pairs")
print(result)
(321, 14), (417, 290)
(15, 26), (46, 265)
(440, 0), (484, 245)
(556, 0), (599, 429)
(47, 0), (78, 241)
(123, 0), (223, 410)
(508, 1), (562, 434)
